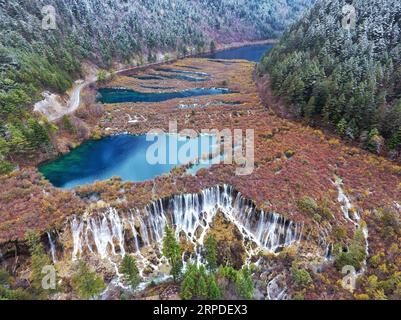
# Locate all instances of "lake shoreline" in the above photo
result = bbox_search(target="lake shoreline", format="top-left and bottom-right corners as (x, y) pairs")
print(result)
(32, 39), (275, 124)
(30, 43), (274, 169)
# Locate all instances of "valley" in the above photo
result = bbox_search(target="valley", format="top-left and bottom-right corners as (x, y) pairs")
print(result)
(1, 44), (400, 300)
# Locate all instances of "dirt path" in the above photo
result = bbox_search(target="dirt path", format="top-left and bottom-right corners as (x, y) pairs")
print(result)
(33, 63), (171, 122)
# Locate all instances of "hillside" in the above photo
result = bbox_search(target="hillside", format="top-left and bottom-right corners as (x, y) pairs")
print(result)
(1, 56), (400, 300)
(1, 0), (400, 302)
(0, 0), (314, 173)
(260, 0), (401, 160)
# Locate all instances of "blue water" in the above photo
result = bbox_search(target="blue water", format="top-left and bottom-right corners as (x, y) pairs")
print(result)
(98, 87), (233, 104)
(135, 75), (164, 80)
(205, 44), (273, 62)
(40, 45), (271, 189)
(140, 85), (176, 90)
(39, 134), (217, 189)
(135, 73), (208, 82)
(156, 68), (210, 77)
(157, 73), (208, 82)
(174, 65), (201, 70)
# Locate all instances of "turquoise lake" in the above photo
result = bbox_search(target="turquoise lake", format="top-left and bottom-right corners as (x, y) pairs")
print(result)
(205, 43), (273, 62)
(41, 45), (271, 188)
(39, 134), (217, 189)
(98, 87), (233, 104)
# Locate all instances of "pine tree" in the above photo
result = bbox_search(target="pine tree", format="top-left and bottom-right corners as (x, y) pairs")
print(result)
(210, 40), (217, 53)
(180, 273), (195, 300)
(62, 115), (76, 134)
(304, 96), (316, 119)
(8, 125), (29, 155)
(389, 127), (401, 150)
(337, 118), (348, 136)
(204, 235), (218, 272)
(26, 231), (53, 298)
(97, 70), (108, 83)
(259, 0), (401, 150)
(180, 263), (196, 300)
(196, 274), (208, 298)
(207, 274), (221, 300)
(235, 266), (254, 299)
(71, 261), (106, 300)
(26, 118), (50, 149)
(120, 255), (141, 290)
(162, 225), (182, 282)
(0, 137), (9, 157)
(171, 260), (183, 283)
(0, 137), (13, 174)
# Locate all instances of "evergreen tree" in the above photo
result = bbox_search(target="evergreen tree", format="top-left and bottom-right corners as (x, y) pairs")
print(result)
(120, 255), (141, 290)
(8, 125), (29, 155)
(0, 137), (9, 157)
(304, 96), (316, 119)
(0, 160), (13, 175)
(97, 70), (108, 83)
(62, 115), (76, 134)
(389, 127), (401, 150)
(210, 40), (217, 53)
(26, 231), (52, 297)
(171, 260), (184, 284)
(196, 274), (208, 298)
(0, 137), (13, 174)
(260, 0), (401, 151)
(204, 235), (218, 272)
(26, 118), (50, 149)
(291, 263), (313, 288)
(207, 274), (221, 300)
(337, 119), (348, 136)
(235, 266), (254, 299)
(71, 261), (106, 300)
(180, 274), (195, 300)
(180, 263), (196, 300)
(162, 225), (182, 282)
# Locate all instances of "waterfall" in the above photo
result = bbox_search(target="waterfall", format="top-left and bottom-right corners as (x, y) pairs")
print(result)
(334, 177), (359, 226)
(47, 231), (57, 264)
(267, 274), (288, 300)
(69, 185), (302, 267)
(71, 216), (84, 261)
(316, 224), (333, 260)
(333, 177), (369, 273)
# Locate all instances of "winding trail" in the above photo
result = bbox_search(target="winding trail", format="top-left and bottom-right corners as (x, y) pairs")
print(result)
(34, 60), (180, 122)
(34, 60), (187, 121)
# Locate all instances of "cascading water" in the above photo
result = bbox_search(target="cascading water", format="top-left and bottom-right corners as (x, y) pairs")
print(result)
(334, 178), (360, 226)
(69, 185), (302, 275)
(317, 225), (333, 260)
(333, 177), (369, 273)
(267, 274), (288, 300)
(47, 231), (57, 264)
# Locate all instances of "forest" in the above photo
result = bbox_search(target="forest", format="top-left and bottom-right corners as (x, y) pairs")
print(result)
(1, 0), (400, 302)
(260, 0), (401, 159)
(0, 0), (314, 173)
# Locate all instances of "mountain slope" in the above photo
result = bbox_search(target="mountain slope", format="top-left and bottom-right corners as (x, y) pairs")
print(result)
(0, 0), (314, 173)
(260, 0), (401, 159)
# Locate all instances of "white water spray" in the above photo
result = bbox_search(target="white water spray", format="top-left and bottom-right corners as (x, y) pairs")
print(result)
(69, 185), (302, 277)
